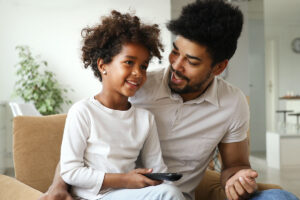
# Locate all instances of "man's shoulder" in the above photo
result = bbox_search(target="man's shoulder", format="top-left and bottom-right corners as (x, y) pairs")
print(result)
(145, 67), (165, 87)
(217, 77), (246, 100)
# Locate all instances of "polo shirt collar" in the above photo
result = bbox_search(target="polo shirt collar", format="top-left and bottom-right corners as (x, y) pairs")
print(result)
(158, 67), (219, 107)
(200, 77), (219, 107)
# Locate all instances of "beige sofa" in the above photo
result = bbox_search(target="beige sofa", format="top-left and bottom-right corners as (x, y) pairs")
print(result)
(0, 114), (281, 200)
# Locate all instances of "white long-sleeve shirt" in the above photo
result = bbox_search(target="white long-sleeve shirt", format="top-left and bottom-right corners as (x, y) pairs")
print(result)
(60, 97), (167, 200)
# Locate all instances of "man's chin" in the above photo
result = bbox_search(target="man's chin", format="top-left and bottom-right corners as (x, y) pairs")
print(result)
(169, 82), (188, 94)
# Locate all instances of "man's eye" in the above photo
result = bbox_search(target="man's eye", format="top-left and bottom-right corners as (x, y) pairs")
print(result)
(187, 60), (198, 66)
(172, 50), (179, 55)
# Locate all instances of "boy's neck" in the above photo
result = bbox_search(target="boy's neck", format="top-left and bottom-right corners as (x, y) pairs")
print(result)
(94, 92), (131, 111)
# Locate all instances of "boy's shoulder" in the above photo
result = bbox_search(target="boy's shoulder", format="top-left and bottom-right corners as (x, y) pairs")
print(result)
(132, 105), (155, 120)
(68, 98), (92, 114)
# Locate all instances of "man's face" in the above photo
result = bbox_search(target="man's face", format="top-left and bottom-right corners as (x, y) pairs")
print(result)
(168, 36), (217, 100)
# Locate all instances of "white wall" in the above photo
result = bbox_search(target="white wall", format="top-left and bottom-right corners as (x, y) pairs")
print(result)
(224, 2), (249, 96)
(0, 0), (171, 109)
(0, 0), (171, 172)
(265, 25), (300, 98)
(264, 0), (300, 127)
(248, 18), (266, 152)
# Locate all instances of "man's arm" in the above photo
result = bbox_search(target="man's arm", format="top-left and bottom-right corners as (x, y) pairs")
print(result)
(38, 162), (73, 200)
(219, 139), (258, 200)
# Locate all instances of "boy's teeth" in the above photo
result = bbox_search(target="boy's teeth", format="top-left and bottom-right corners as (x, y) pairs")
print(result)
(128, 81), (138, 85)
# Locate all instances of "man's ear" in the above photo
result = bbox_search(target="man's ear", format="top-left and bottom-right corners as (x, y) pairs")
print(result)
(213, 59), (228, 76)
(97, 58), (106, 73)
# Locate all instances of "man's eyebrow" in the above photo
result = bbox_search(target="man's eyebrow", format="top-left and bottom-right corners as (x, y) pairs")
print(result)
(172, 42), (178, 50)
(173, 42), (201, 61)
(186, 54), (202, 61)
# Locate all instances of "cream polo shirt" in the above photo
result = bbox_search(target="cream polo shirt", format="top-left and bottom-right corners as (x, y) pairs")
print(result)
(130, 67), (249, 200)
(60, 97), (167, 200)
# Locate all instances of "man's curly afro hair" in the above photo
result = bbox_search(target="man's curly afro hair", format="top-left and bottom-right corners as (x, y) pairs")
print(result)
(81, 10), (164, 81)
(167, 0), (243, 66)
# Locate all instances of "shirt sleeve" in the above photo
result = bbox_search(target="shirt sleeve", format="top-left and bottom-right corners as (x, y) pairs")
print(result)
(60, 104), (105, 195)
(221, 92), (249, 143)
(140, 113), (168, 173)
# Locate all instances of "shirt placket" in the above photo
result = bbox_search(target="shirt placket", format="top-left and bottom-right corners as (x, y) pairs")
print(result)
(172, 103), (183, 127)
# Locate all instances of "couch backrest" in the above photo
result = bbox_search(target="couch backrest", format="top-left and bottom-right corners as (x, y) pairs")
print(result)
(13, 114), (67, 192)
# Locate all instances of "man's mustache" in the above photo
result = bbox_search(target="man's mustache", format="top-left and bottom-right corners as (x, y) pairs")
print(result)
(170, 66), (189, 81)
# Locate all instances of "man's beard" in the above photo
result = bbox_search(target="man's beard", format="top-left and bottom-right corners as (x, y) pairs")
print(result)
(168, 66), (212, 94)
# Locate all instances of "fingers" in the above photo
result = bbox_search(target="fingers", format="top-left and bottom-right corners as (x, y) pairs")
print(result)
(225, 185), (233, 200)
(243, 169), (258, 179)
(234, 179), (248, 198)
(240, 176), (257, 193)
(144, 178), (163, 186)
(226, 183), (247, 200)
(226, 177), (257, 200)
(134, 168), (152, 174)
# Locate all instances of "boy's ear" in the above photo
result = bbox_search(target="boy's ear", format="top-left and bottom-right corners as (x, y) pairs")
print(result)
(97, 58), (106, 73)
(213, 59), (228, 76)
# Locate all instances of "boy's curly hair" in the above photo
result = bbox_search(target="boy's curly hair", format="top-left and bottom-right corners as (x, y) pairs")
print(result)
(81, 10), (164, 81)
(167, 0), (243, 66)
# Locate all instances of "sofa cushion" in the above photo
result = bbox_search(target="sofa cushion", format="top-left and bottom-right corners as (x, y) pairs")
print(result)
(13, 114), (66, 193)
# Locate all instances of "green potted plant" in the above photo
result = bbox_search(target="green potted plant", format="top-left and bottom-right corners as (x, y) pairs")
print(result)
(13, 45), (73, 115)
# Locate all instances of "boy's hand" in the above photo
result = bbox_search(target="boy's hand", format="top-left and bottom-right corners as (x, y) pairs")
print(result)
(124, 168), (163, 189)
(225, 169), (258, 200)
(38, 187), (74, 200)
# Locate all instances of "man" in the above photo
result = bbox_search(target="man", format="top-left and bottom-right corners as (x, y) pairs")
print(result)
(40, 1), (298, 200)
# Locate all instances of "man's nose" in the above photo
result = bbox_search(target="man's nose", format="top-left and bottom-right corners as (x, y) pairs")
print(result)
(172, 56), (185, 72)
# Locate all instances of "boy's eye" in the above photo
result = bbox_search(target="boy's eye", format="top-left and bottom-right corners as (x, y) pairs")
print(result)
(140, 65), (148, 70)
(125, 60), (134, 65)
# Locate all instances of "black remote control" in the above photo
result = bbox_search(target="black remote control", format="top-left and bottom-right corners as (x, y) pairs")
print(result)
(143, 173), (182, 181)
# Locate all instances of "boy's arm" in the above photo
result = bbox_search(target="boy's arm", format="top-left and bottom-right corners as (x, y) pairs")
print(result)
(38, 162), (73, 200)
(140, 114), (167, 173)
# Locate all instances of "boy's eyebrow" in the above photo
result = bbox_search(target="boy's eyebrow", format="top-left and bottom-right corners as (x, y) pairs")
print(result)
(126, 55), (150, 63)
(173, 42), (202, 62)
(126, 55), (137, 59)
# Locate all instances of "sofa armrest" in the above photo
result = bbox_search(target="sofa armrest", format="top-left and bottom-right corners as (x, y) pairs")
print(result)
(0, 174), (42, 200)
(257, 182), (282, 190)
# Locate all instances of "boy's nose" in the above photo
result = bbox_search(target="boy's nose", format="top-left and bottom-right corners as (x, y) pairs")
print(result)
(132, 66), (142, 77)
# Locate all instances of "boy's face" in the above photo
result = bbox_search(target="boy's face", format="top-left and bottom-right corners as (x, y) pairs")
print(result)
(100, 42), (150, 98)
(168, 35), (226, 101)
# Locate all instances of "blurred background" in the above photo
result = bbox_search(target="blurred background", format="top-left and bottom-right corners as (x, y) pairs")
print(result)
(0, 0), (299, 197)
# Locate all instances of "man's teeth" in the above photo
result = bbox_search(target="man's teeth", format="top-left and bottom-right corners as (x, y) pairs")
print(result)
(174, 73), (183, 80)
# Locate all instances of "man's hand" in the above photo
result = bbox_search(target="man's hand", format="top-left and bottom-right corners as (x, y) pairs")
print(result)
(38, 187), (74, 200)
(225, 169), (258, 200)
